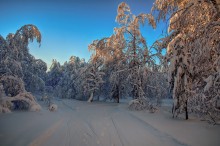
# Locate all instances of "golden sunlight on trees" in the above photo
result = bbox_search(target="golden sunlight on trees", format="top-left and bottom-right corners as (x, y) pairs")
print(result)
(87, 2), (168, 110)
(152, 0), (220, 123)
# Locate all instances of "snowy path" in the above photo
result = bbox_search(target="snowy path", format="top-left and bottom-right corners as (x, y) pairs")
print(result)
(0, 99), (219, 146)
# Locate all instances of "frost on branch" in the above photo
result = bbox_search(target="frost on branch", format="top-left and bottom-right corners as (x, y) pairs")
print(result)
(13, 24), (41, 46)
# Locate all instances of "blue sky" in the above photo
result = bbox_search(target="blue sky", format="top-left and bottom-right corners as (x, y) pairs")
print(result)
(0, 0), (167, 67)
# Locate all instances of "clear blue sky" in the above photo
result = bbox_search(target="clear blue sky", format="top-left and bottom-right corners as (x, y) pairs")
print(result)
(0, 0), (167, 67)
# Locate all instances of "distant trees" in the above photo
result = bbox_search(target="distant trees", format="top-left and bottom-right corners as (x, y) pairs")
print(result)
(152, 0), (220, 122)
(46, 56), (88, 100)
(46, 59), (63, 89)
(23, 58), (47, 93)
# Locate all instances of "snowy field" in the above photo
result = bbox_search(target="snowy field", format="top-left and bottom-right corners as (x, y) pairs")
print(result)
(0, 99), (219, 146)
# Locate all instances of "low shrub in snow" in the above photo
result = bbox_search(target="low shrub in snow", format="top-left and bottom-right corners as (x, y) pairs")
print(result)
(129, 98), (157, 113)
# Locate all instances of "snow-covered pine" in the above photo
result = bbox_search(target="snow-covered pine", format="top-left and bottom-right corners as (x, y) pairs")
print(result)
(81, 59), (105, 102)
(46, 59), (63, 90)
(152, 0), (220, 122)
(45, 56), (87, 100)
(0, 24), (44, 113)
(0, 75), (25, 97)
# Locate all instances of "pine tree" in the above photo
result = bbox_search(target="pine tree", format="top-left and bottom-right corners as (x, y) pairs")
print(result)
(83, 60), (105, 102)
(152, 0), (220, 122)
(0, 24), (43, 112)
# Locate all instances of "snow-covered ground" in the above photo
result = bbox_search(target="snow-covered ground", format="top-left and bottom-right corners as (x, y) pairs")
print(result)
(0, 99), (219, 146)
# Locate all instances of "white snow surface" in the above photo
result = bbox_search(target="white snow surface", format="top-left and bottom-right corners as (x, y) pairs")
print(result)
(0, 98), (219, 146)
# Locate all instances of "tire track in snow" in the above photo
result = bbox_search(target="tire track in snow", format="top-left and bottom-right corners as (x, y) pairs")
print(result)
(62, 100), (101, 146)
(65, 118), (71, 146)
(111, 117), (125, 146)
(128, 113), (190, 146)
(83, 120), (98, 138)
(62, 100), (77, 111)
(29, 119), (63, 146)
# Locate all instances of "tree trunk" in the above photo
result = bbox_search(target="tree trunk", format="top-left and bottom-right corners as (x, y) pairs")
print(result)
(112, 85), (120, 103)
(88, 92), (94, 102)
(116, 85), (119, 103)
(185, 100), (188, 120)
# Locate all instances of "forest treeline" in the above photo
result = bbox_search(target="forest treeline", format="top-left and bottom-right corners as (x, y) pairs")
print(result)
(0, 0), (219, 123)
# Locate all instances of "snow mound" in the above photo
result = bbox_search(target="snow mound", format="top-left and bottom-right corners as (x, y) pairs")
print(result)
(0, 92), (41, 113)
(29, 104), (41, 112)
(0, 97), (13, 113)
(49, 104), (58, 111)
(0, 105), (11, 113)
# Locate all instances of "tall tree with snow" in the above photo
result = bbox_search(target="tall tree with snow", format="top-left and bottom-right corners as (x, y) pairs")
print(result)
(0, 24), (43, 112)
(87, 33), (128, 102)
(87, 2), (167, 107)
(83, 60), (105, 102)
(116, 2), (156, 100)
(152, 0), (220, 122)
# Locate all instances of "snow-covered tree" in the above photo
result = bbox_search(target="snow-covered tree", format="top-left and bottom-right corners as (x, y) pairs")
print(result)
(56, 56), (83, 99)
(86, 2), (167, 107)
(46, 59), (63, 89)
(0, 24), (42, 112)
(115, 2), (160, 101)
(46, 56), (88, 99)
(114, 2), (167, 110)
(82, 59), (105, 102)
(3, 24), (47, 93)
(88, 32), (128, 102)
(23, 58), (47, 93)
(152, 0), (220, 122)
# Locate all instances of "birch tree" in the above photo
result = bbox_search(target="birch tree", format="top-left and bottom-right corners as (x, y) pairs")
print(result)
(87, 2), (166, 108)
(116, 2), (156, 100)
